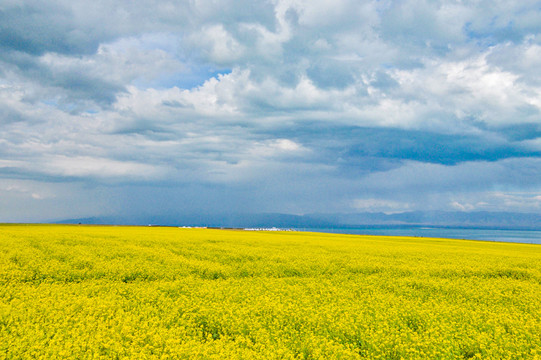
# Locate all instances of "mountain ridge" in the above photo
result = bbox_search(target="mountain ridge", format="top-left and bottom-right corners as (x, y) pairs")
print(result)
(55, 211), (541, 230)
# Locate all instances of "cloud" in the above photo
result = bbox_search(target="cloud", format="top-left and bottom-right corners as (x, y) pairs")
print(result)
(1, 0), (541, 221)
(352, 198), (412, 214)
(450, 192), (541, 213)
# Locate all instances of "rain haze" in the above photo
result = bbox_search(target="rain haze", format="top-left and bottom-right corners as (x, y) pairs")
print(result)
(1, 0), (541, 223)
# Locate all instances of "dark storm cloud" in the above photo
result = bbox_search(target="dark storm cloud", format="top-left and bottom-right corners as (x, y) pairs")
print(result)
(0, 2), (106, 56)
(501, 123), (541, 142)
(262, 124), (541, 174)
(335, 127), (540, 165)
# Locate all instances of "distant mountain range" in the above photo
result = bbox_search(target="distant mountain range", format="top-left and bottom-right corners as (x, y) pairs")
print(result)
(56, 211), (541, 230)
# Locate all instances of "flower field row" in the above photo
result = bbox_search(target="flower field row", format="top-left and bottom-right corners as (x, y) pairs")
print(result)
(0, 225), (540, 359)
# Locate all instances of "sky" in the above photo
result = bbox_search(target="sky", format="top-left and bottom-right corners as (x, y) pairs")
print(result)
(1, 0), (541, 222)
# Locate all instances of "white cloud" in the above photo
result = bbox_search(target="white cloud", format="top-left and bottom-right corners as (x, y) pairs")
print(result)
(248, 139), (306, 158)
(352, 198), (411, 214)
(189, 25), (245, 65)
(1, 182), (54, 201)
(450, 201), (475, 212)
(41, 156), (168, 179)
(449, 192), (541, 213)
(520, 138), (541, 151)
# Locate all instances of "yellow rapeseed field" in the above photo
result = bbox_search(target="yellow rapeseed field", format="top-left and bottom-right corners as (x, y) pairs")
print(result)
(0, 224), (540, 359)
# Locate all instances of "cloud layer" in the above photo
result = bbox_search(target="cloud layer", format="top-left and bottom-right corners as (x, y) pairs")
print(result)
(1, 0), (541, 221)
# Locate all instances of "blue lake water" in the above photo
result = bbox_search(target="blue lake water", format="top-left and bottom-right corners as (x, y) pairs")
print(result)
(294, 227), (541, 244)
